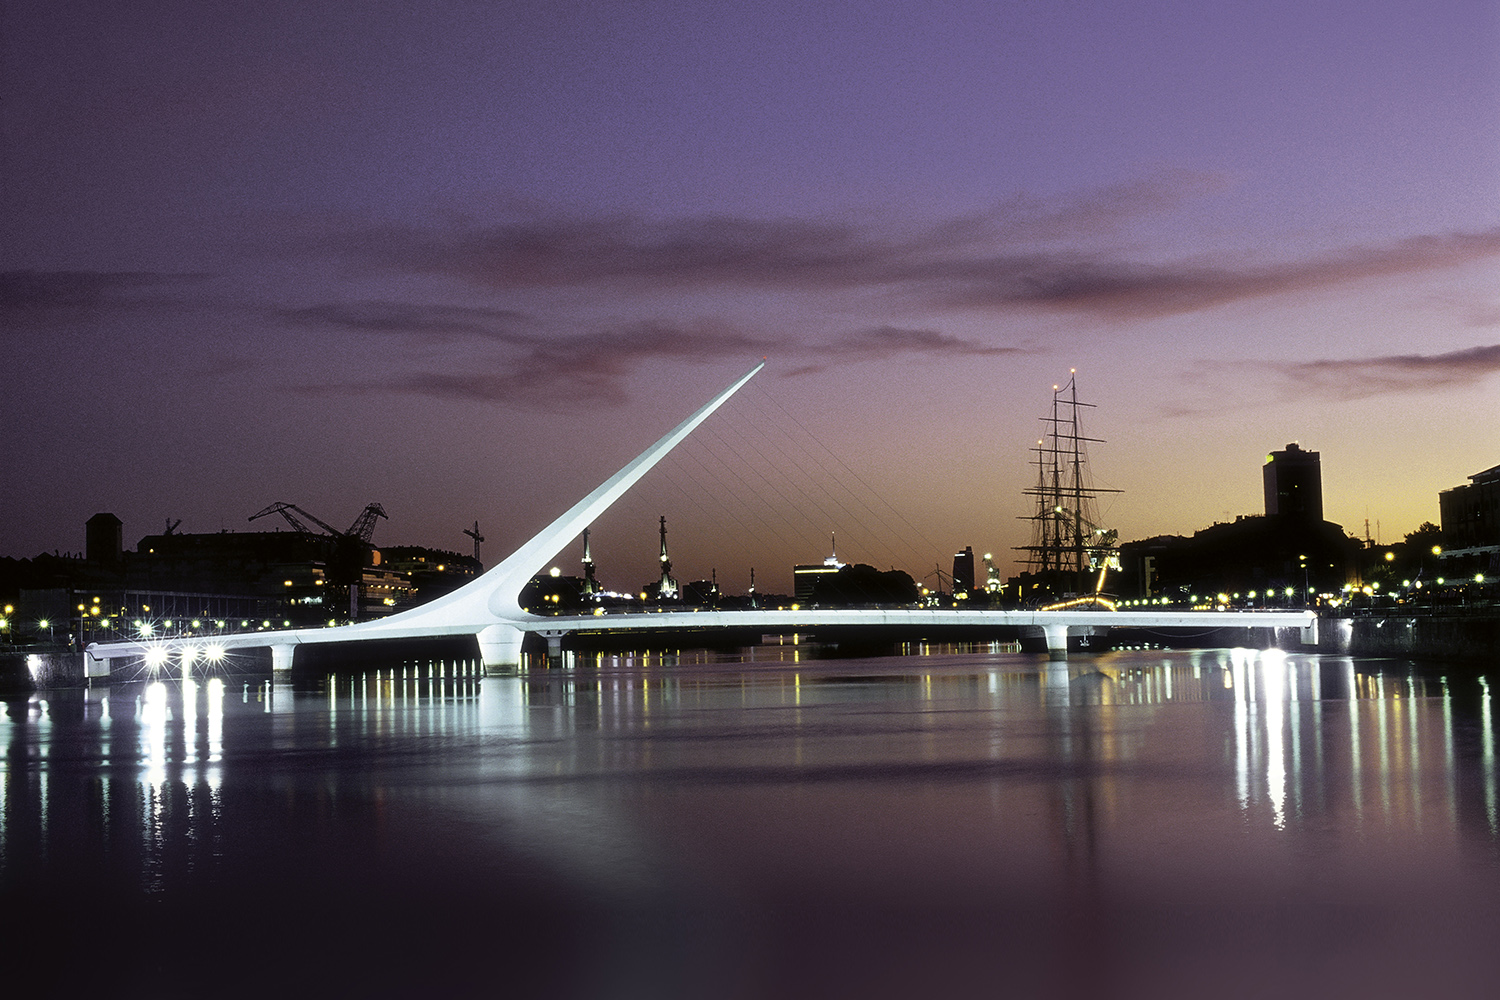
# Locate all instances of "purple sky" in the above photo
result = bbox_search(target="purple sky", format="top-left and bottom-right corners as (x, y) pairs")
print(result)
(4, 1), (1498, 593)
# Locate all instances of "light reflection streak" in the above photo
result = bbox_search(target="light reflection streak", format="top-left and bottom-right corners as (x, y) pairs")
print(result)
(140, 682), (169, 892)
(1261, 652), (1286, 830)
(1482, 677), (1496, 836)
(1232, 651), (1249, 812)
(141, 682), (168, 790)
(1289, 658), (1303, 821)
(1377, 675), (1391, 826)
(1408, 676), (1422, 832)
(182, 677), (198, 766)
(1442, 677), (1455, 832)
(1348, 661), (1362, 822)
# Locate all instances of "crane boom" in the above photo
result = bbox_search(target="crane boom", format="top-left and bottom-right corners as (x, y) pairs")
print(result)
(345, 503), (388, 544)
(248, 502), (342, 536)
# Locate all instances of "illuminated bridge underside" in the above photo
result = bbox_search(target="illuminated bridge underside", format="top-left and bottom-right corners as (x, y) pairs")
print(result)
(85, 360), (1315, 673)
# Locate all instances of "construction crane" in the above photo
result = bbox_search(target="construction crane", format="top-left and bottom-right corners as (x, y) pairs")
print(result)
(248, 501), (389, 622)
(923, 563), (954, 601)
(463, 521), (484, 563)
(249, 502), (387, 544)
(346, 503), (388, 544)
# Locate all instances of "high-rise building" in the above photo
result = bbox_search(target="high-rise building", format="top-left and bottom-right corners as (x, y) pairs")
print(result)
(1263, 443), (1323, 523)
(952, 546), (975, 597)
(793, 535), (843, 602)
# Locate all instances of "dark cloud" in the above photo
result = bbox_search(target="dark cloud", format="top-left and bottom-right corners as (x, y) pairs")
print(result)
(298, 319), (776, 408)
(309, 182), (1500, 319)
(0, 270), (208, 315)
(291, 310), (1015, 408)
(1278, 342), (1500, 399)
(276, 300), (539, 342)
(782, 326), (1023, 377)
(951, 230), (1500, 317)
(311, 170), (1230, 295)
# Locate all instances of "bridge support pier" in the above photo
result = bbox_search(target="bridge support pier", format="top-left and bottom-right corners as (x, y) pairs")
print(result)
(536, 629), (568, 661)
(270, 645), (295, 672)
(477, 623), (526, 670)
(1042, 625), (1069, 660)
(1300, 617), (1319, 648)
(82, 649), (110, 678)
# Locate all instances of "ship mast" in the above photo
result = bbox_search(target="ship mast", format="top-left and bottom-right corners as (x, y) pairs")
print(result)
(1015, 371), (1120, 599)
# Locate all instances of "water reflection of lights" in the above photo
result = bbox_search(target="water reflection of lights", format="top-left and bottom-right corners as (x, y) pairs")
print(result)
(1261, 650), (1287, 830)
(207, 677), (224, 770)
(141, 681), (169, 789)
(1482, 677), (1496, 836)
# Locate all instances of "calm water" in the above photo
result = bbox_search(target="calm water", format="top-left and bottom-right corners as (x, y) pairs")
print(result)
(4, 644), (1500, 998)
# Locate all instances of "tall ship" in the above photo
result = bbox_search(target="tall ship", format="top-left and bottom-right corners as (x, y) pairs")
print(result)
(1013, 371), (1120, 606)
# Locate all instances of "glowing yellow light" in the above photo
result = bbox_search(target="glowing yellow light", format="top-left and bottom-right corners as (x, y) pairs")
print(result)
(1384, 552), (1395, 562)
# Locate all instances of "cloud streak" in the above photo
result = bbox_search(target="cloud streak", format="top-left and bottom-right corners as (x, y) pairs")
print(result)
(283, 303), (1015, 407)
(312, 184), (1500, 319)
(1277, 342), (1500, 400)
(277, 300), (540, 343)
(0, 270), (209, 318)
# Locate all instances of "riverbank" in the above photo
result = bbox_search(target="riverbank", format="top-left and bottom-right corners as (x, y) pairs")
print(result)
(1321, 611), (1500, 663)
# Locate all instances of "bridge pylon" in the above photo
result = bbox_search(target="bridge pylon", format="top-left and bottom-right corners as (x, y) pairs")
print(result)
(302, 361), (763, 668)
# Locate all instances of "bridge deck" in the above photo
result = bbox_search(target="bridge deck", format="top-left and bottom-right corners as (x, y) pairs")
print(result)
(83, 607), (1317, 671)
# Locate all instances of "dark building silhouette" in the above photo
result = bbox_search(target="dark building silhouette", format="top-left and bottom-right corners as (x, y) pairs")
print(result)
(1119, 517), (1357, 603)
(806, 564), (918, 607)
(793, 537), (844, 603)
(85, 513), (123, 565)
(1118, 442), (1356, 603)
(952, 546), (975, 598)
(1263, 443), (1323, 522)
(1439, 463), (1500, 549)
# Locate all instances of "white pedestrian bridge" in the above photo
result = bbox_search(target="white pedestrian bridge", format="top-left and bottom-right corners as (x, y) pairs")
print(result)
(85, 362), (1316, 675)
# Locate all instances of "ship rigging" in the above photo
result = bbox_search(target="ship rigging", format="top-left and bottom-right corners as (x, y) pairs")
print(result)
(1014, 371), (1121, 601)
